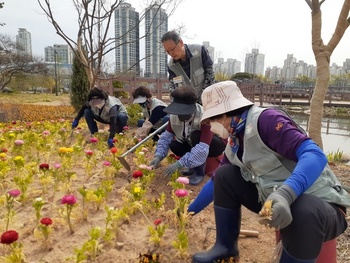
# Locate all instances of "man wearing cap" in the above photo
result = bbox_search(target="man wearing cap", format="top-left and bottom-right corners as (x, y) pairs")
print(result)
(161, 30), (214, 103)
(72, 87), (129, 148)
(149, 85), (225, 186)
(132, 86), (169, 141)
(192, 80), (349, 263)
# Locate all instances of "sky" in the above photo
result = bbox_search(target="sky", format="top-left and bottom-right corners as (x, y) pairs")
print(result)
(1, 0), (350, 70)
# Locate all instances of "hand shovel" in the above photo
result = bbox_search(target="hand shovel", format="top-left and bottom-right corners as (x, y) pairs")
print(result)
(117, 121), (169, 171)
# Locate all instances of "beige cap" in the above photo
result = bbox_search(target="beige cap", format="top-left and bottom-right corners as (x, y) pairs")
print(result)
(200, 80), (254, 122)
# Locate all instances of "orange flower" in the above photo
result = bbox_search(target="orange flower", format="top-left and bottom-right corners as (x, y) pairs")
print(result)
(110, 147), (118, 154)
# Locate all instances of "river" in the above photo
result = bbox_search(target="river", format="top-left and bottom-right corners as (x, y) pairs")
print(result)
(290, 114), (350, 155)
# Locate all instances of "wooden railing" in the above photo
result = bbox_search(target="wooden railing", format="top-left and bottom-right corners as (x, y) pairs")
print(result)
(96, 77), (350, 107)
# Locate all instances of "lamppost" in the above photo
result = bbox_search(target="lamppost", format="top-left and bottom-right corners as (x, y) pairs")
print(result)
(54, 50), (58, 96)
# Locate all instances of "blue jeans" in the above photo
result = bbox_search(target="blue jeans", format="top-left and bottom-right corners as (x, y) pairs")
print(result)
(84, 108), (128, 134)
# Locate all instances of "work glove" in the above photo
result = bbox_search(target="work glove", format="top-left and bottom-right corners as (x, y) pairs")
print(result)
(263, 185), (297, 229)
(149, 156), (162, 169)
(164, 161), (183, 177)
(72, 119), (79, 129)
(107, 138), (114, 148)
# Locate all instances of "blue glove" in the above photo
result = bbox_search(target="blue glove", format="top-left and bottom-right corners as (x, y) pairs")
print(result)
(107, 138), (114, 148)
(149, 156), (162, 169)
(188, 179), (214, 214)
(72, 119), (79, 129)
(164, 161), (182, 177)
(264, 185), (297, 229)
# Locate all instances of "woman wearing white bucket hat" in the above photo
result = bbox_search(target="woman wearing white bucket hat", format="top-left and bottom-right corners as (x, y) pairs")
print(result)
(192, 80), (349, 263)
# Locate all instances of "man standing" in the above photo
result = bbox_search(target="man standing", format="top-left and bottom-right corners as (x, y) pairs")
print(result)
(161, 30), (214, 103)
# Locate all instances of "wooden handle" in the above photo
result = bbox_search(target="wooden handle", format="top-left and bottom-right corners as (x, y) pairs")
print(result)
(239, 229), (259, 237)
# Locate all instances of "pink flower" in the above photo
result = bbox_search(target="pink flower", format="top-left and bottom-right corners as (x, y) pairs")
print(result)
(40, 217), (53, 226)
(54, 163), (61, 169)
(8, 189), (21, 197)
(175, 189), (188, 197)
(139, 164), (153, 170)
(61, 195), (77, 205)
(141, 147), (149, 152)
(14, 140), (24, 146)
(0, 230), (19, 244)
(176, 177), (190, 185)
(103, 161), (111, 166)
(90, 137), (98, 143)
(123, 126), (129, 130)
(42, 130), (50, 136)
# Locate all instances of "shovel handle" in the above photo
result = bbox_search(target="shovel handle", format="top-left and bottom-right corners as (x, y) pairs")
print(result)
(120, 121), (169, 158)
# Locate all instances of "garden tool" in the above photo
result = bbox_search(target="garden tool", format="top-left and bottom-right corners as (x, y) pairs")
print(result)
(117, 121), (169, 171)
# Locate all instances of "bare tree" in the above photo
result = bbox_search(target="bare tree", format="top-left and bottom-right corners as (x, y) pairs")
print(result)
(0, 2), (4, 27)
(37, 0), (182, 89)
(0, 34), (48, 91)
(305, 0), (350, 148)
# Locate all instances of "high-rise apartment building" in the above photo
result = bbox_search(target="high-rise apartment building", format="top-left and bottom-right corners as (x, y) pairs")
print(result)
(16, 28), (32, 56)
(244, 48), (265, 75)
(45, 44), (73, 64)
(114, 3), (140, 76)
(144, 4), (168, 78)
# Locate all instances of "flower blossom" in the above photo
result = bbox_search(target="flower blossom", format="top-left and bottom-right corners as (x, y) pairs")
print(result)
(103, 161), (111, 166)
(85, 150), (94, 156)
(14, 140), (24, 146)
(175, 189), (188, 197)
(61, 195), (77, 205)
(0, 230), (19, 244)
(42, 130), (51, 136)
(90, 137), (98, 143)
(139, 164), (153, 170)
(176, 177), (190, 185)
(40, 217), (53, 226)
(110, 147), (118, 154)
(8, 189), (21, 197)
(53, 163), (61, 169)
(39, 163), (50, 170)
(132, 170), (143, 178)
(154, 218), (162, 226)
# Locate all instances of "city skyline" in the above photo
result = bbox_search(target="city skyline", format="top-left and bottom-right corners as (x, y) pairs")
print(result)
(2, 0), (350, 71)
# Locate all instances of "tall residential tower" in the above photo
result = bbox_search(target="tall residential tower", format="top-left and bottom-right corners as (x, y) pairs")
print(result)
(16, 28), (32, 56)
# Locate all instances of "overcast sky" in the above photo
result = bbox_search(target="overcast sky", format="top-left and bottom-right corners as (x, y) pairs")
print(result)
(1, 0), (350, 69)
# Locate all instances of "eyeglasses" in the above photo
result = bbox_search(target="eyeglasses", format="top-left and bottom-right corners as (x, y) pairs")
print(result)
(165, 41), (179, 54)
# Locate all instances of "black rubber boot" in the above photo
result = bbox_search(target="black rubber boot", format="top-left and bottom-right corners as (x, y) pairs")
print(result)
(189, 163), (205, 186)
(192, 206), (241, 263)
(279, 247), (316, 263)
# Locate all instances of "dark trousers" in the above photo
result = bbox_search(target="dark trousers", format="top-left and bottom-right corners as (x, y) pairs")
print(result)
(84, 108), (128, 134)
(169, 130), (226, 157)
(214, 164), (348, 260)
(137, 115), (169, 141)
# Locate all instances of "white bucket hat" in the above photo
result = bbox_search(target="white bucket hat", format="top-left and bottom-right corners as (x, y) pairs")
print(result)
(200, 80), (254, 122)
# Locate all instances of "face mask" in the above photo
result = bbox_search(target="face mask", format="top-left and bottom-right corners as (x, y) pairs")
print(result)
(178, 114), (192, 122)
(139, 100), (149, 108)
(95, 100), (105, 109)
(210, 121), (229, 139)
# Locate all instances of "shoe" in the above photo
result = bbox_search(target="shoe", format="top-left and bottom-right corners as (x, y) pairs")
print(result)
(188, 163), (206, 186)
(181, 167), (195, 176)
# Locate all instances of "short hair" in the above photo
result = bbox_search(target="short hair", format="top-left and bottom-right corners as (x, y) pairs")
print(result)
(88, 87), (108, 101)
(161, 30), (182, 43)
(170, 86), (197, 104)
(132, 86), (152, 99)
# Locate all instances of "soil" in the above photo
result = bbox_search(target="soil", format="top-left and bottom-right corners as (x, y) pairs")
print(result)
(1, 130), (349, 263)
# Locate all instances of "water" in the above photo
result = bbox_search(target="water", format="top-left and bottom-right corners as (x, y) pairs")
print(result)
(290, 114), (350, 155)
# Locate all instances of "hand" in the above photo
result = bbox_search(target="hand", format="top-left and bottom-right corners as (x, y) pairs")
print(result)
(164, 161), (182, 177)
(264, 185), (297, 229)
(72, 119), (79, 129)
(149, 156), (162, 169)
(107, 138), (114, 148)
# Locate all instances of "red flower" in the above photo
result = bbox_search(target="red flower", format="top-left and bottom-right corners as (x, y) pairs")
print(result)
(90, 137), (98, 143)
(61, 195), (77, 205)
(110, 147), (118, 154)
(85, 150), (94, 156)
(154, 218), (162, 226)
(175, 189), (188, 197)
(11, 121), (16, 125)
(0, 230), (19, 244)
(40, 217), (53, 226)
(132, 170), (143, 178)
(39, 163), (50, 170)
(1, 148), (8, 153)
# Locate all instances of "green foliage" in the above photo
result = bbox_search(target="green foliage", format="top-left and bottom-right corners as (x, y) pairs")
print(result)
(126, 103), (143, 126)
(113, 81), (128, 99)
(327, 149), (343, 163)
(231, 72), (258, 81)
(70, 52), (89, 112)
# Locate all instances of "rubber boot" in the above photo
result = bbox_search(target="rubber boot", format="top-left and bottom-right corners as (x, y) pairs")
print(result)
(279, 247), (316, 263)
(192, 206), (241, 263)
(181, 167), (195, 176)
(189, 163), (205, 186)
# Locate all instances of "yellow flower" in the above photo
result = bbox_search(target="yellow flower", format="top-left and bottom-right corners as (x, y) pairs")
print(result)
(0, 152), (6, 158)
(133, 187), (141, 194)
(8, 133), (15, 138)
(14, 156), (24, 162)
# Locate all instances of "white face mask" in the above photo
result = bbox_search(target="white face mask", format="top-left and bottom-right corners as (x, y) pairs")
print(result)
(210, 121), (229, 139)
(95, 100), (105, 109)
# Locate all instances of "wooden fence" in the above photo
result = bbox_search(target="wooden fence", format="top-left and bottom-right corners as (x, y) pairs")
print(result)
(96, 77), (350, 108)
